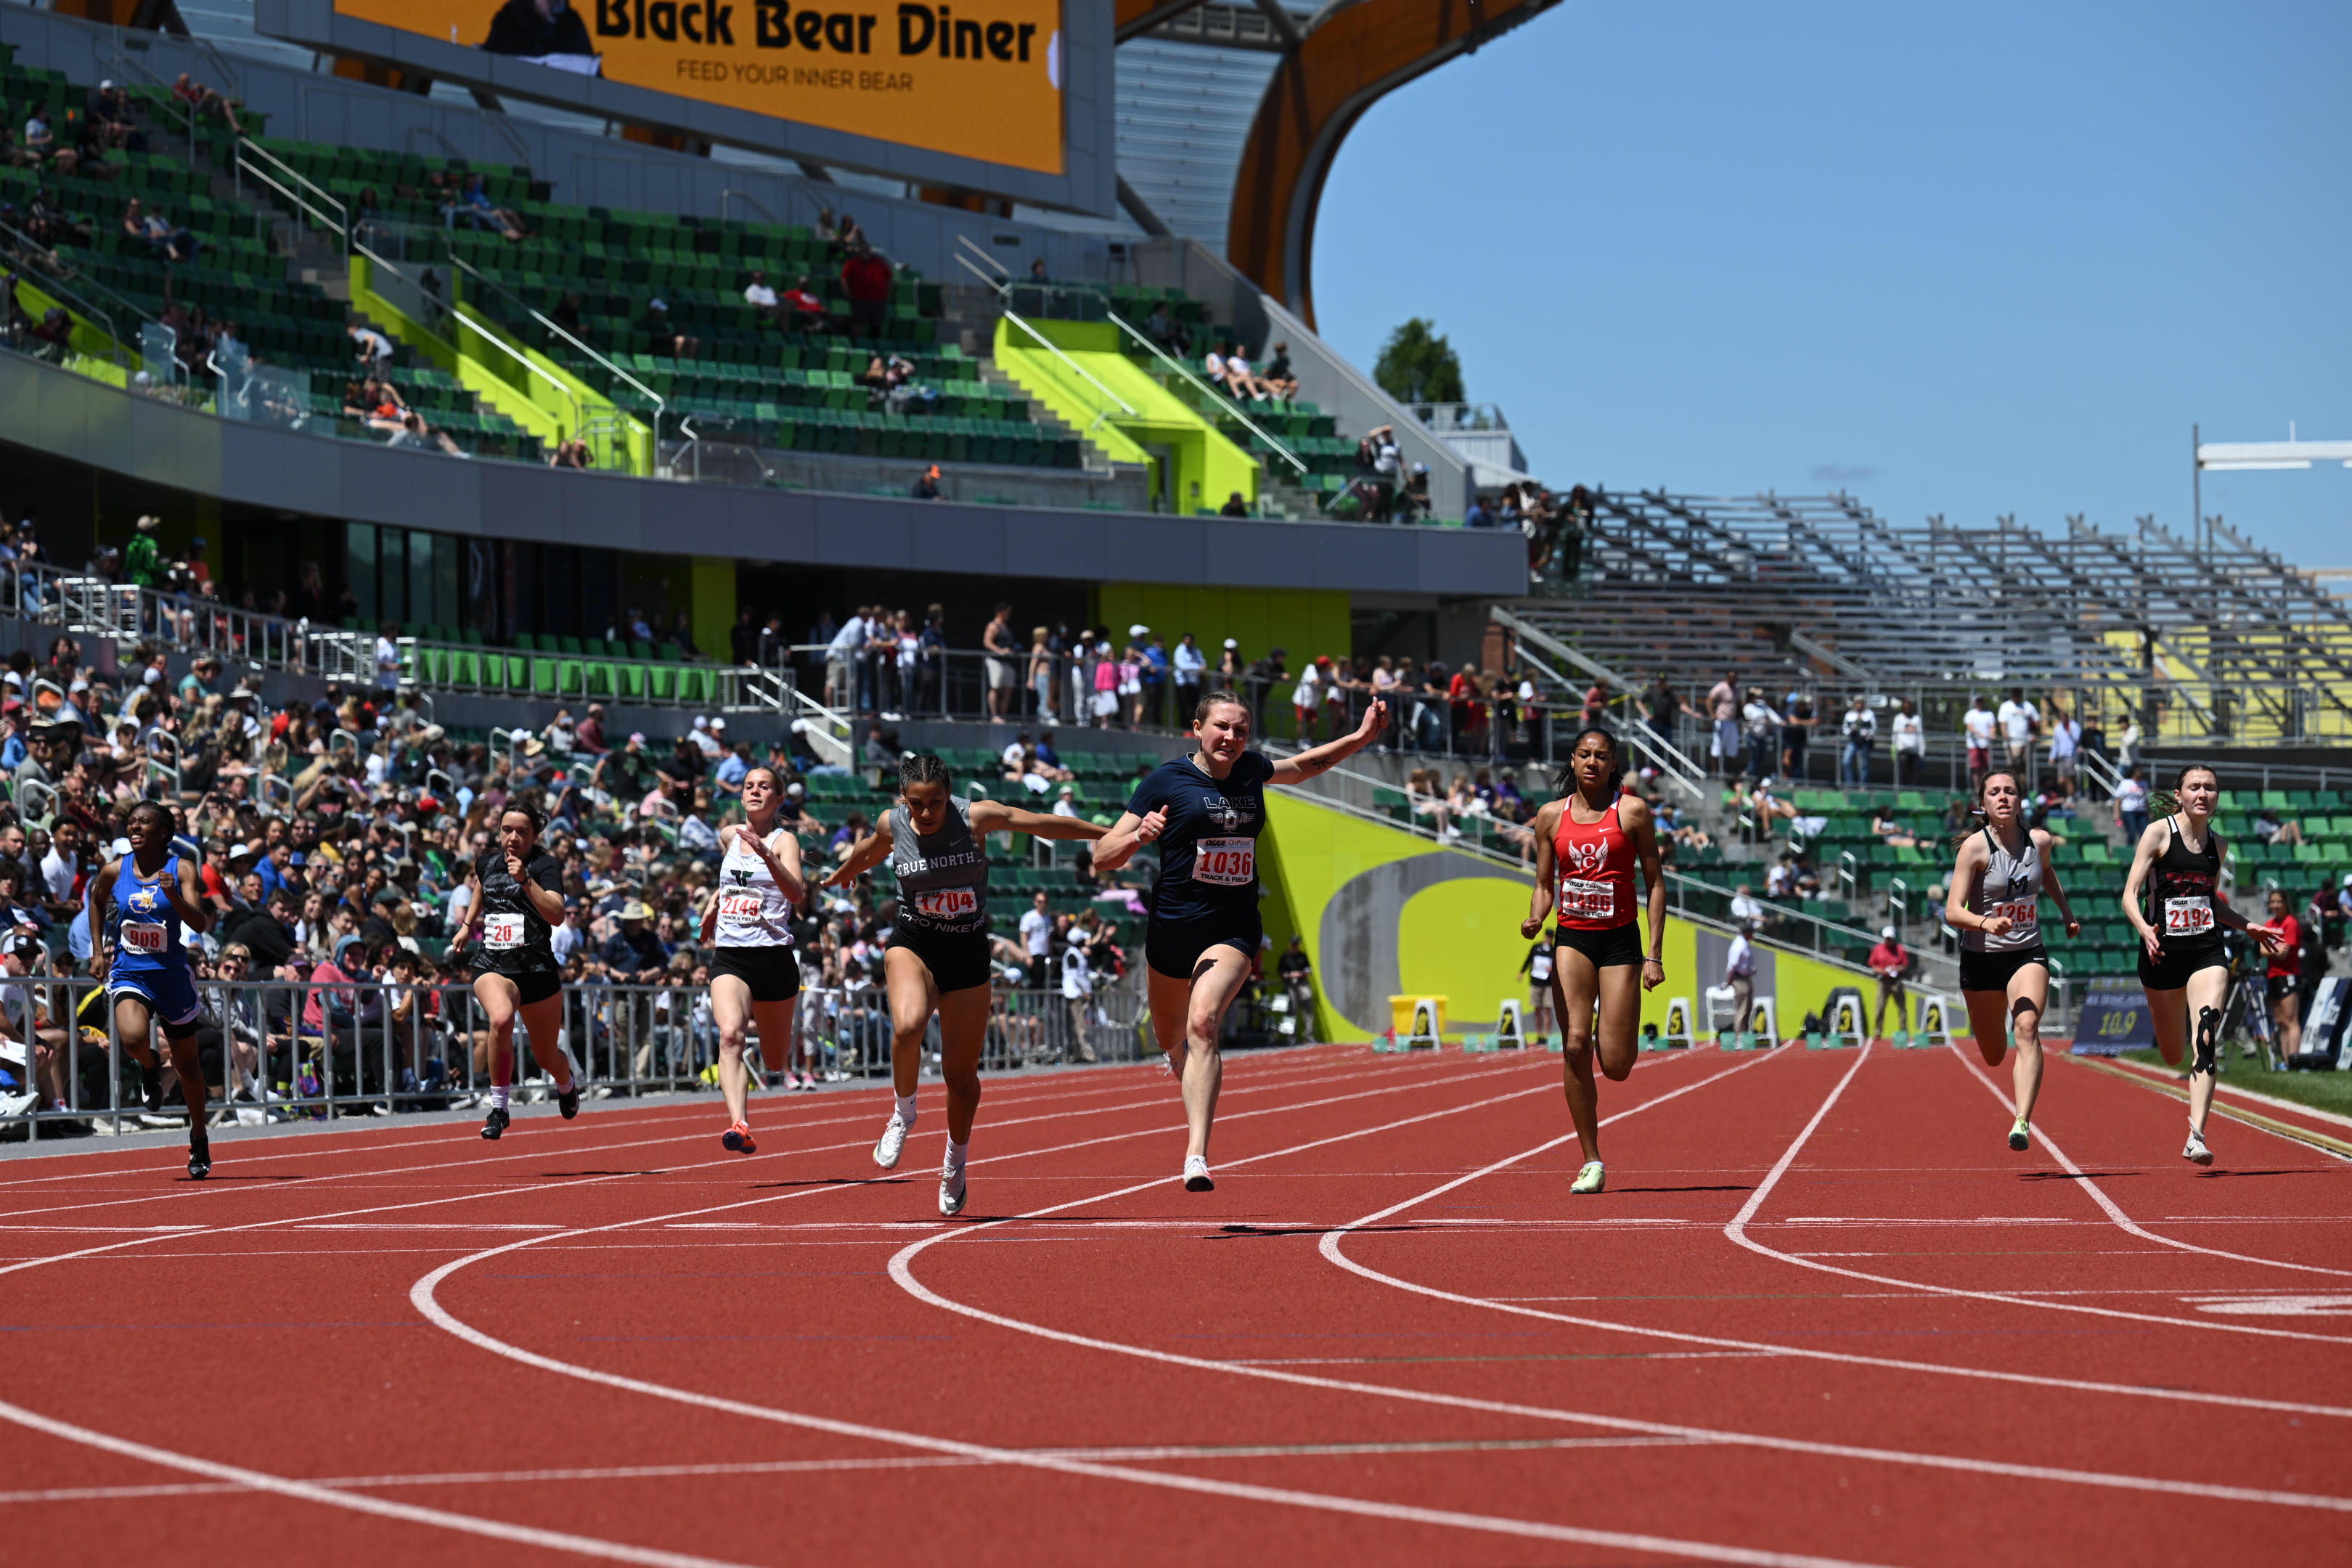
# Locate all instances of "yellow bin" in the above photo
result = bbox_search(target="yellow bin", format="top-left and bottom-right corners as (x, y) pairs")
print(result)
(1388, 995), (1449, 1043)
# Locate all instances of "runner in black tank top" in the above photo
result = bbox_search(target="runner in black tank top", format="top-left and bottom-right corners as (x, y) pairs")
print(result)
(1095, 687), (1389, 1194)
(2120, 764), (2288, 1165)
(455, 805), (579, 1140)
(825, 753), (1109, 1217)
(1944, 770), (2081, 1154)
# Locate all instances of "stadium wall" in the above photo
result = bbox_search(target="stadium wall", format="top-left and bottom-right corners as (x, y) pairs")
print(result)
(1259, 793), (1869, 1044)
(0, 350), (1527, 600)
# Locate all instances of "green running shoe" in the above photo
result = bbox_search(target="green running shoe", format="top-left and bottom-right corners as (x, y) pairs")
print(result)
(2009, 1115), (2032, 1152)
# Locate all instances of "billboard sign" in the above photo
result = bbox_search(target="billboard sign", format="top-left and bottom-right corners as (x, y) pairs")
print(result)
(256, 0), (1111, 212)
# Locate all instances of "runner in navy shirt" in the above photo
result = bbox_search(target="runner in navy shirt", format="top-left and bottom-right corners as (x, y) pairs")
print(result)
(1096, 686), (1387, 1192)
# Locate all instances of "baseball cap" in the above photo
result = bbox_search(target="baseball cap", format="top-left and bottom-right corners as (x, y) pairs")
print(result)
(1222, 638), (1238, 649)
(1882, 926), (1897, 941)
(629, 732), (645, 745)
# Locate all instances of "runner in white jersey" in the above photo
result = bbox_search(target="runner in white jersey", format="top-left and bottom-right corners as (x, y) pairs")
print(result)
(698, 767), (806, 1154)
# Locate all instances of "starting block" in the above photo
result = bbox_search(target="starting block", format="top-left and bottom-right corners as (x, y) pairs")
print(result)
(1495, 999), (1528, 1050)
(1387, 995), (1447, 1051)
(1915, 995), (1958, 1048)
(1887, 1029), (1936, 1049)
(1806, 1031), (1853, 1050)
(1660, 997), (1696, 1050)
(1718, 1030), (1763, 1051)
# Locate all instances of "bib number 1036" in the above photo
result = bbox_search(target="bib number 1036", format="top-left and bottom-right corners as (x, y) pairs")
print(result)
(1193, 838), (1254, 886)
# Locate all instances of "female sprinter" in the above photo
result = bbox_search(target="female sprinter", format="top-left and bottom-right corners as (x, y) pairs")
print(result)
(89, 800), (215, 1177)
(1094, 689), (1389, 1192)
(698, 766), (805, 1153)
(828, 754), (1108, 1215)
(455, 804), (579, 1140)
(2120, 764), (2287, 1164)
(1945, 770), (2081, 1153)
(1517, 727), (1667, 1195)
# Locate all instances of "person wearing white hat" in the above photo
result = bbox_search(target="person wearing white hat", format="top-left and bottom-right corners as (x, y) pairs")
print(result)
(690, 715), (722, 761)
(1866, 924), (1910, 1042)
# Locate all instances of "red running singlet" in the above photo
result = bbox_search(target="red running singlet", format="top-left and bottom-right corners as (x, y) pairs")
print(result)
(1553, 793), (1636, 929)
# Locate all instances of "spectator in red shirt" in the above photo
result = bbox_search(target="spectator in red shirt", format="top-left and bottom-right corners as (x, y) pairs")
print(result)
(2265, 888), (2300, 1062)
(780, 274), (829, 329)
(841, 242), (894, 340)
(1866, 926), (1910, 1039)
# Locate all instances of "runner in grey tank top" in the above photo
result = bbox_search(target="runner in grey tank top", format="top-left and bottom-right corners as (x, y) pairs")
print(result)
(889, 793), (989, 936)
(827, 754), (1111, 1217)
(1959, 827), (2043, 955)
(1944, 770), (2082, 1156)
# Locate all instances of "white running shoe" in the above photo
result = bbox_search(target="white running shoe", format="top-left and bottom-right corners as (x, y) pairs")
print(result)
(1570, 1160), (1606, 1194)
(874, 1114), (911, 1169)
(1183, 1154), (1214, 1192)
(939, 1159), (967, 1217)
(2184, 1127), (2213, 1167)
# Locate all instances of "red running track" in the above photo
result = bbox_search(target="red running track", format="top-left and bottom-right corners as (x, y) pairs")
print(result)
(2, 1041), (2347, 1567)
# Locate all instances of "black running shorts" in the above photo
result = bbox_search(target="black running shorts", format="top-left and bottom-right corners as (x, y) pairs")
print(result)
(712, 945), (804, 1003)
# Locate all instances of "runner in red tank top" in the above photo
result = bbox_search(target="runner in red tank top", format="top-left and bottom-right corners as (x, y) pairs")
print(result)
(1522, 727), (1667, 1195)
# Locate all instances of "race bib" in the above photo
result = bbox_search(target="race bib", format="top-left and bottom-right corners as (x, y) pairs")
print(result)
(915, 887), (978, 920)
(1559, 877), (1617, 921)
(119, 921), (168, 955)
(718, 894), (764, 920)
(1990, 899), (2038, 930)
(1193, 838), (1255, 886)
(483, 913), (526, 950)
(2164, 897), (2213, 936)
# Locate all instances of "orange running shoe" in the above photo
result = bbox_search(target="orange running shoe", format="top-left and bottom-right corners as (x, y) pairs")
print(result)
(722, 1120), (757, 1154)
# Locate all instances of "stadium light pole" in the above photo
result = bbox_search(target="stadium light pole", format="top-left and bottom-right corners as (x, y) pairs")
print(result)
(2193, 424), (2352, 560)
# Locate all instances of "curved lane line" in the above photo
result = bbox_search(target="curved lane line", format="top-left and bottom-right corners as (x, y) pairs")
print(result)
(1720, 1043), (2352, 1345)
(884, 1048), (2352, 1513)
(1943, 1040), (2352, 1278)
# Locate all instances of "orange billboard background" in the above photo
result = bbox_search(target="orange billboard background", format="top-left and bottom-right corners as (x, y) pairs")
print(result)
(334, 0), (1065, 173)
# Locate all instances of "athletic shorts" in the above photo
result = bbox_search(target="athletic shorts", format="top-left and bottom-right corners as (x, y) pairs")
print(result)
(890, 925), (993, 994)
(1959, 946), (2049, 994)
(1552, 922), (1643, 971)
(107, 965), (201, 1037)
(478, 967), (561, 1007)
(1147, 915), (1259, 981)
(712, 944), (803, 1003)
(2137, 942), (2226, 994)
(2266, 974), (2298, 1005)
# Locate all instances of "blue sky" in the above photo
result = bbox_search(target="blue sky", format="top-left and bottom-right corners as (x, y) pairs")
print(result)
(1312, 0), (2351, 570)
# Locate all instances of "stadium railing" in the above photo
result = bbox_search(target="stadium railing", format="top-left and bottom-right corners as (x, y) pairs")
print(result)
(0, 973), (1151, 1140)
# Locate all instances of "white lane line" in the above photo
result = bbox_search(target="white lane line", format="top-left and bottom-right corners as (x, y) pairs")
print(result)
(886, 1050), (2352, 1514)
(1945, 1040), (2352, 1279)
(414, 1061), (1914, 1568)
(1318, 1058), (2352, 1420)
(0, 1048), (1379, 1188)
(1720, 1044), (2352, 1346)
(0, 1397), (758, 1567)
(0, 1052), (1452, 1228)
(2, 1069), (1601, 1568)
(0, 1434), (1709, 1506)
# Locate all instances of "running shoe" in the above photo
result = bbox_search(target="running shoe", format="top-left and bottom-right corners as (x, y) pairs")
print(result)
(873, 1114), (910, 1169)
(2184, 1127), (2213, 1167)
(2009, 1115), (2032, 1152)
(558, 1079), (582, 1120)
(481, 1106), (510, 1141)
(939, 1159), (967, 1217)
(1182, 1154), (1214, 1193)
(1570, 1160), (1606, 1194)
(187, 1135), (210, 1181)
(723, 1120), (757, 1155)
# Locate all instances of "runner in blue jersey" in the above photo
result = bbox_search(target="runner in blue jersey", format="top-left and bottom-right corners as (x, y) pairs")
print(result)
(88, 800), (216, 1178)
(1095, 687), (1387, 1191)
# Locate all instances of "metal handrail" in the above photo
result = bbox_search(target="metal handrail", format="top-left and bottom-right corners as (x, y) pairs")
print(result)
(0, 218), (147, 358)
(448, 305), (585, 441)
(718, 189), (782, 226)
(1106, 308), (1308, 476)
(234, 138), (348, 248)
(997, 307), (1137, 418)
(441, 250), (664, 424)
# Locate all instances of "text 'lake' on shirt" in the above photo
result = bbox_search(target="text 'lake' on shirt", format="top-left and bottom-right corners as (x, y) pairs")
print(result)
(1127, 751), (1274, 927)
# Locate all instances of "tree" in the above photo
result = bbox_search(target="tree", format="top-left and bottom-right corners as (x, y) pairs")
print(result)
(1372, 318), (1463, 405)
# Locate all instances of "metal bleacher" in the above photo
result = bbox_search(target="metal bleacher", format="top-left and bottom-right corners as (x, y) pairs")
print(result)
(1508, 490), (2352, 746)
